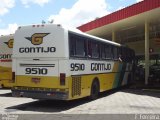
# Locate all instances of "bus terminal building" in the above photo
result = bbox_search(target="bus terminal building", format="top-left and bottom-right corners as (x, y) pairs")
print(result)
(78, 0), (160, 86)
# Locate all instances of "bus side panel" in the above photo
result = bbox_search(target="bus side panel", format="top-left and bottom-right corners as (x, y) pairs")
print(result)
(67, 60), (117, 100)
(112, 62), (133, 88)
(0, 67), (12, 80)
(68, 60), (134, 100)
(0, 67), (13, 87)
(68, 73), (120, 100)
(121, 63), (133, 85)
(0, 35), (14, 88)
(98, 73), (115, 91)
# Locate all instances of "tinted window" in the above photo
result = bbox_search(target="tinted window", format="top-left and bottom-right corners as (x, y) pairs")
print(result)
(101, 44), (112, 59)
(113, 47), (118, 60)
(88, 40), (100, 59)
(69, 33), (87, 57)
(70, 36), (76, 56)
(76, 38), (86, 57)
(101, 44), (106, 59)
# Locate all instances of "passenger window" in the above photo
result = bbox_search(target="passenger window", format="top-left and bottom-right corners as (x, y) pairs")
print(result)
(76, 38), (86, 57)
(106, 45), (112, 59)
(69, 34), (87, 58)
(122, 47), (126, 62)
(70, 36), (76, 56)
(113, 47), (118, 60)
(101, 44), (106, 59)
(128, 49), (132, 63)
(88, 41), (92, 57)
(92, 42), (100, 58)
(88, 41), (100, 59)
(101, 44), (112, 60)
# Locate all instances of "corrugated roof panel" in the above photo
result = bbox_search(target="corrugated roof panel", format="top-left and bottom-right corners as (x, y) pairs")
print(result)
(78, 0), (160, 32)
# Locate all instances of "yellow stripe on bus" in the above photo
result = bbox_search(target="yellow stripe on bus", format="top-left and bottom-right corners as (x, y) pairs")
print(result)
(0, 66), (13, 88)
(16, 72), (119, 100)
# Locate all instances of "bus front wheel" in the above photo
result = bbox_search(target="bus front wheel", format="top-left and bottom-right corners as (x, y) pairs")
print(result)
(89, 79), (99, 100)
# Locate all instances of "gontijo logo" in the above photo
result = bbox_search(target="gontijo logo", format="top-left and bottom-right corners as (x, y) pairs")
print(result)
(19, 33), (56, 53)
(25, 33), (50, 45)
(4, 39), (14, 48)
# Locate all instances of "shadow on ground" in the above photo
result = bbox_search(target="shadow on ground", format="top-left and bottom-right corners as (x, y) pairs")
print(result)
(6, 89), (117, 113)
(6, 87), (159, 113)
(6, 98), (90, 112)
(0, 92), (12, 97)
(0, 89), (12, 97)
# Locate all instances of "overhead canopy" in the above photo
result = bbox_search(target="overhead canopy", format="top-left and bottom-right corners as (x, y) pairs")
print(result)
(77, 0), (160, 39)
(77, 0), (160, 85)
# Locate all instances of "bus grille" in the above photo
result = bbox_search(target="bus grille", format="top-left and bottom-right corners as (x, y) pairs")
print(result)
(72, 76), (81, 97)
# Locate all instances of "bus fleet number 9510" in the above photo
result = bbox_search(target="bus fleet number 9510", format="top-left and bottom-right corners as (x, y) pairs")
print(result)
(70, 63), (112, 72)
(25, 68), (48, 75)
(24, 63), (112, 75)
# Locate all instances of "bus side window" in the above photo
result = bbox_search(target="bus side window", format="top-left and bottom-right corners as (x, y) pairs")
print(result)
(109, 45), (113, 59)
(101, 44), (112, 60)
(131, 50), (135, 63)
(76, 37), (86, 57)
(106, 45), (111, 59)
(122, 47), (126, 62)
(113, 47), (118, 60)
(91, 41), (100, 59)
(118, 47), (122, 62)
(88, 41), (92, 58)
(69, 36), (76, 57)
(87, 40), (100, 59)
(127, 49), (130, 62)
(69, 34), (87, 58)
(101, 44), (106, 59)
(126, 48), (131, 62)
(128, 49), (133, 63)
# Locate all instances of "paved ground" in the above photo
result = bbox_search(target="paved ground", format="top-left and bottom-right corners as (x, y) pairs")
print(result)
(0, 88), (160, 120)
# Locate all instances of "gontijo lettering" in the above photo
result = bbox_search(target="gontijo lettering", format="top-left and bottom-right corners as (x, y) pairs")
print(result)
(0, 54), (12, 59)
(91, 63), (111, 71)
(19, 33), (56, 53)
(19, 47), (56, 53)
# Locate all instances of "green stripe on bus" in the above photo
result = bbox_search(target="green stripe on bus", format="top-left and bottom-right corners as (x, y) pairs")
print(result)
(113, 63), (123, 88)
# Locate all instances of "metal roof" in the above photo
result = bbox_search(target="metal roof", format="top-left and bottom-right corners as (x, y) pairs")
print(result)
(77, 0), (160, 33)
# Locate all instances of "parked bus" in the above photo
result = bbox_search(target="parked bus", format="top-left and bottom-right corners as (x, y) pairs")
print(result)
(12, 24), (135, 100)
(0, 34), (14, 88)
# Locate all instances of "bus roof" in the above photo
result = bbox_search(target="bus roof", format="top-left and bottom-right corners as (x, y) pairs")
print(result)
(0, 34), (14, 39)
(17, 24), (121, 47)
(64, 25), (121, 47)
(68, 29), (121, 47)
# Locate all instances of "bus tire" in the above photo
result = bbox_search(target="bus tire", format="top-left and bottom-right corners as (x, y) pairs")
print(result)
(89, 79), (99, 100)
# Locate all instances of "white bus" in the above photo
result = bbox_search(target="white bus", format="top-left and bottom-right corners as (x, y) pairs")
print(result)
(0, 34), (14, 88)
(12, 24), (135, 100)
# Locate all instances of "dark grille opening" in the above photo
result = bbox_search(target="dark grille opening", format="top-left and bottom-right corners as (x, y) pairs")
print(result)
(72, 76), (81, 97)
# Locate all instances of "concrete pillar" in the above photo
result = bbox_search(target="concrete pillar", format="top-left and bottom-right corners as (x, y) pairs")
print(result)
(145, 21), (149, 85)
(112, 30), (116, 42)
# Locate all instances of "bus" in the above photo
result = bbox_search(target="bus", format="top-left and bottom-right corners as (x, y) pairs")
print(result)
(0, 34), (14, 88)
(12, 24), (135, 100)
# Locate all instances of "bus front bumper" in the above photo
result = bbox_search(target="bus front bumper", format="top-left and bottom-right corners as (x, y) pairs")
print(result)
(12, 88), (69, 100)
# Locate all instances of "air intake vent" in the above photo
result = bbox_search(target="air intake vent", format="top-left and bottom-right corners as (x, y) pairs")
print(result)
(72, 76), (81, 97)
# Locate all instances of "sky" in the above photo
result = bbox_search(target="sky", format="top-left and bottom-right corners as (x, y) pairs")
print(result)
(0, 0), (143, 36)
